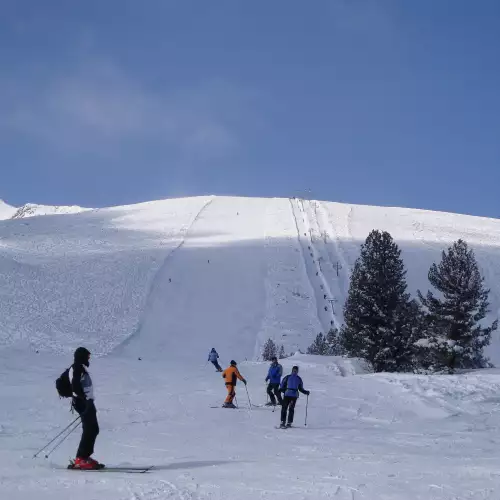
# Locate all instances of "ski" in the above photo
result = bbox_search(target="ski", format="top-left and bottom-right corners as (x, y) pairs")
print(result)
(67, 465), (153, 473)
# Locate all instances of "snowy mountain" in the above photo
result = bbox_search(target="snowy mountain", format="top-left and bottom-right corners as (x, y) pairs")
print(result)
(10, 203), (90, 219)
(2, 195), (500, 499)
(0, 200), (89, 220)
(1, 196), (499, 361)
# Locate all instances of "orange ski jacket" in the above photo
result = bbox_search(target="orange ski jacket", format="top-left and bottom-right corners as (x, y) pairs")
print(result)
(222, 365), (245, 386)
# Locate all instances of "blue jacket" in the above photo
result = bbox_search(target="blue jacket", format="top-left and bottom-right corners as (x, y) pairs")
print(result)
(266, 363), (283, 384)
(280, 373), (307, 398)
(208, 350), (219, 362)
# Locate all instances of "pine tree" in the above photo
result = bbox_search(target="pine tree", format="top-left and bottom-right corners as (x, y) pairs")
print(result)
(326, 328), (345, 356)
(418, 239), (497, 372)
(262, 338), (278, 361)
(341, 230), (419, 372)
(278, 345), (286, 359)
(307, 333), (329, 355)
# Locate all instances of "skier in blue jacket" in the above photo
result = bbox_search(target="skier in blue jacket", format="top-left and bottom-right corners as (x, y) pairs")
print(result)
(265, 356), (283, 406)
(208, 348), (222, 372)
(279, 365), (310, 428)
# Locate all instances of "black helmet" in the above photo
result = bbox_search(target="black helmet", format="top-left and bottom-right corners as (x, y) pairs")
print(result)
(271, 356), (278, 362)
(74, 347), (91, 367)
(230, 360), (237, 366)
(292, 365), (299, 372)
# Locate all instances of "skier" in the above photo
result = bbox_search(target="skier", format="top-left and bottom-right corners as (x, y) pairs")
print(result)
(279, 365), (310, 428)
(222, 360), (247, 408)
(265, 356), (283, 406)
(208, 348), (222, 372)
(69, 347), (102, 469)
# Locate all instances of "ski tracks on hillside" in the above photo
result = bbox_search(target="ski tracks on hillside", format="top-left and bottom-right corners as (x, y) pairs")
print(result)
(315, 202), (352, 300)
(117, 197), (214, 350)
(289, 198), (337, 332)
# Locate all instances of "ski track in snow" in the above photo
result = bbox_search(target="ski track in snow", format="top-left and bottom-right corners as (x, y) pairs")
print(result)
(115, 197), (215, 353)
(289, 198), (335, 333)
(2, 195), (500, 498)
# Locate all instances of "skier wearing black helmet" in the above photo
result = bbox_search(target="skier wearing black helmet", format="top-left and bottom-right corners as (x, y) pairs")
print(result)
(221, 360), (247, 408)
(69, 347), (102, 469)
(208, 348), (222, 372)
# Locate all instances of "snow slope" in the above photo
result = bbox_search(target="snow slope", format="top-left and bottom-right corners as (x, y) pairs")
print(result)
(1, 195), (500, 360)
(0, 199), (16, 220)
(2, 195), (500, 499)
(3, 351), (500, 500)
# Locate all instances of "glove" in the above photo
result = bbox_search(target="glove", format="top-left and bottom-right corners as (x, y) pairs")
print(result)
(305, 390), (310, 396)
(265, 378), (268, 383)
(243, 379), (247, 385)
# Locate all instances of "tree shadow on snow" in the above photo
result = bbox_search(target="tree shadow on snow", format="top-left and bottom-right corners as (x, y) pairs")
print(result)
(148, 460), (237, 471)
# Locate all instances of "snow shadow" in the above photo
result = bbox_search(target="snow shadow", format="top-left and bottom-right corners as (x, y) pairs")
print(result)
(149, 460), (237, 471)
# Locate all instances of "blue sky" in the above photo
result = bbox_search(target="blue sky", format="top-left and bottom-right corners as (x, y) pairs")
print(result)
(1, 1), (499, 217)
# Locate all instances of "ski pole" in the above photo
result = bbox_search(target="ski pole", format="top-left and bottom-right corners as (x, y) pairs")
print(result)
(33, 416), (81, 458)
(44, 419), (81, 458)
(305, 394), (309, 427)
(245, 384), (252, 410)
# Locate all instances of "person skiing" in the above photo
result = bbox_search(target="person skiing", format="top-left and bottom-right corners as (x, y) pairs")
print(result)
(265, 356), (283, 406)
(69, 347), (101, 469)
(222, 360), (247, 408)
(279, 365), (310, 428)
(208, 348), (222, 372)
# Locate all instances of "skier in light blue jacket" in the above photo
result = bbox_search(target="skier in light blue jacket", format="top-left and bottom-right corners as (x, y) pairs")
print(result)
(208, 348), (222, 372)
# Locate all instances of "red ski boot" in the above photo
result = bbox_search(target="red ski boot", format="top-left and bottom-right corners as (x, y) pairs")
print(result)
(87, 457), (104, 468)
(71, 457), (101, 470)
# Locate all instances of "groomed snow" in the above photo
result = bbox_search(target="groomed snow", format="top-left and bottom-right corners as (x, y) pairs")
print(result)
(3, 351), (500, 499)
(2, 195), (500, 499)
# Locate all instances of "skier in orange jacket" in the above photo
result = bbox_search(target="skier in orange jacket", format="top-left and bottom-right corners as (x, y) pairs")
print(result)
(222, 360), (247, 408)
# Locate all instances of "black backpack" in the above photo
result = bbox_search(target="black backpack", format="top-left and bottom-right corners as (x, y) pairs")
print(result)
(56, 367), (73, 398)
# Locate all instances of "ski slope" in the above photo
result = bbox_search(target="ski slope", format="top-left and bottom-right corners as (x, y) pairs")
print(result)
(2, 195), (500, 499)
(3, 350), (500, 500)
(1, 195), (499, 360)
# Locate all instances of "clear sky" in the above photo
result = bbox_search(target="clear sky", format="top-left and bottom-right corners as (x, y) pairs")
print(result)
(1, 1), (499, 217)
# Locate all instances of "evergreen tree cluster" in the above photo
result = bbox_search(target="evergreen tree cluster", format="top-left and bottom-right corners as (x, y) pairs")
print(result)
(306, 230), (497, 374)
(306, 329), (344, 356)
(262, 339), (288, 361)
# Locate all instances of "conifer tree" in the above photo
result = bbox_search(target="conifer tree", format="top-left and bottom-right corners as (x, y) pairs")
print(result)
(326, 328), (345, 356)
(307, 333), (328, 355)
(341, 230), (418, 372)
(418, 239), (497, 372)
(262, 338), (278, 361)
(278, 345), (286, 359)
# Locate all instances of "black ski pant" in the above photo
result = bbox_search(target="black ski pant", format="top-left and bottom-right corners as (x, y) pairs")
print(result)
(281, 396), (297, 424)
(267, 382), (283, 405)
(73, 399), (99, 459)
(211, 360), (222, 371)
